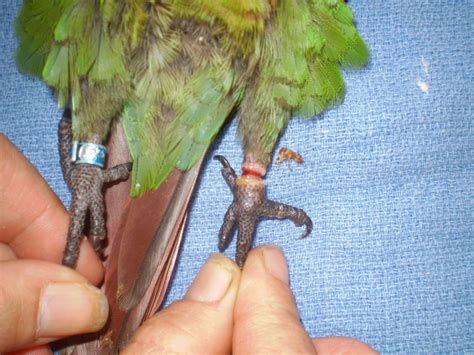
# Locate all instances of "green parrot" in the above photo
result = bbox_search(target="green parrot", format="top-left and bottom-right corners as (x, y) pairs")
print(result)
(16, 0), (368, 352)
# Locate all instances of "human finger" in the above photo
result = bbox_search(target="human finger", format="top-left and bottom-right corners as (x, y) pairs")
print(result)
(0, 260), (108, 353)
(123, 253), (240, 354)
(6, 344), (52, 355)
(233, 246), (316, 354)
(0, 243), (17, 261)
(312, 336), (378, 354)
(0, 134), (103, 284)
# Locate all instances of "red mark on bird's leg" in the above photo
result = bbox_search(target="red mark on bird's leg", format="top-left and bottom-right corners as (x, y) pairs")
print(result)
(241, 160), (266, 178)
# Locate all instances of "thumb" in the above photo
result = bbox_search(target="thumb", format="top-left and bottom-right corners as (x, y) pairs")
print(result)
(233, 246), (316, 354)
(123, 253), (240, 354)
(0, 260), (108, 353)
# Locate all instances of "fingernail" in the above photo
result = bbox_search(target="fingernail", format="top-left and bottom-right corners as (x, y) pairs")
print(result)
(37, 283), (109, 338)
(185, 254), (234, 303)
(263, 247), (289, 285)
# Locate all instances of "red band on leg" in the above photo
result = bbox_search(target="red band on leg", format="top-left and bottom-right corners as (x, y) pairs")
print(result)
(242, 168), (264, 177)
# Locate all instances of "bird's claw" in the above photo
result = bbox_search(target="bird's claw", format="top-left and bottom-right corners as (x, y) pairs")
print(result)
(214, 155), (231, 169)
(215, 155), (237, 187)
(216, 156), (312, 268)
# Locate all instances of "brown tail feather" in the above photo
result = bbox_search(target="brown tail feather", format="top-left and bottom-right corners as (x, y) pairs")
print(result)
(57, 122), (204, 354)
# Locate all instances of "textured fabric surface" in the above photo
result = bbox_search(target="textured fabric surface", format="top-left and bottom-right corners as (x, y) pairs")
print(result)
(1, 1), (473, 353)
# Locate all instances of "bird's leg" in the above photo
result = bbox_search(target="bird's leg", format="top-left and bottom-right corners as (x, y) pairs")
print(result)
(215, 155), (312, 268)
(59, 110), (131, 267)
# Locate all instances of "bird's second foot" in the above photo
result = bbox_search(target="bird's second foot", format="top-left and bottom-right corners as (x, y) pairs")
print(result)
(215, 155), (312, 268)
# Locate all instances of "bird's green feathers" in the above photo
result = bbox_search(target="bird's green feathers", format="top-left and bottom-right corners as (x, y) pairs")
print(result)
(16, 0), (71, 79)
(17, 0), (130, 140)
(238, 0), (368, 161)
(172, 0), (271, 36)
(16, 0), (368, 195)
(121, 5), (245, 196)
(295, 0), (369, 117)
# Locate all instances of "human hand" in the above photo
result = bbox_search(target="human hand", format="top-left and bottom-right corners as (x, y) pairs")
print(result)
(124, 246), (377, 354)
(0, 135), (376, 354)
(0, 135), (108, 354)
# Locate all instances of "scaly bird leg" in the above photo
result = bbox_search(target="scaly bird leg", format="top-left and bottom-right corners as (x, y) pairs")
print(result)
(215, 155), (312, 268)
(59, 110), (131, 267)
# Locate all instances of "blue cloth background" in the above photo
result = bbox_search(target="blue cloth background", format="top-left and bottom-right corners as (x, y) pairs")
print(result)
(1, 1), (472, 353)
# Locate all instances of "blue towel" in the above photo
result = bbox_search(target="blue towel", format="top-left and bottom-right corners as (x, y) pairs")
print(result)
(1, 1), (472, 353)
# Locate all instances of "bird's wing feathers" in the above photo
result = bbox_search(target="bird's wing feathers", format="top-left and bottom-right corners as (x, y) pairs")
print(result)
(15, 0), (70, 79)
(17, 0), (131, 139)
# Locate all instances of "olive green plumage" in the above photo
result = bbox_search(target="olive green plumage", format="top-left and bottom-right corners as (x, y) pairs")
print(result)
(238, 0), (368, 163)
(16, 0), (368, 196)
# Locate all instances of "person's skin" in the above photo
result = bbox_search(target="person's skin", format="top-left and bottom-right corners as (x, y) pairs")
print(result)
(0, 134), (377, 354)
(0, 135), (106, 355)
(123, 249), (377, 354)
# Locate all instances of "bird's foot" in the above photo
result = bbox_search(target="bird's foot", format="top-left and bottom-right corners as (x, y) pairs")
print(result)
(62, 162), (131, 267)
(215, 155), (312, 268)
(58, 112), (132, 267)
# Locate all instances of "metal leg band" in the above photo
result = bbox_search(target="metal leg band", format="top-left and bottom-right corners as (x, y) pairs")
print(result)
(71, 141), (107, 168)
